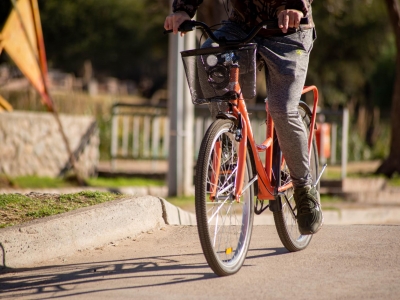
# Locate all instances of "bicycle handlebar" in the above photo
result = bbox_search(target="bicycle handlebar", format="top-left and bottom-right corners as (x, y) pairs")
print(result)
(164, 18), (309, 46)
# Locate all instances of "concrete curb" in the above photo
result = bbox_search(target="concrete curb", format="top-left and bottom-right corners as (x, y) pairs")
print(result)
(160, 198), (197, 226)
(0, 196), (196, 269)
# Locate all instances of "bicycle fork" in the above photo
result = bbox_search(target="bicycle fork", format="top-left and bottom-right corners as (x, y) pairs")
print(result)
(209, 66), (251, 202)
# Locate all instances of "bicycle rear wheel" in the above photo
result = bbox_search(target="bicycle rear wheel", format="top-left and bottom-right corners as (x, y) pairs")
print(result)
(195, 119), (255, 276)
(273, 104), (320, 252)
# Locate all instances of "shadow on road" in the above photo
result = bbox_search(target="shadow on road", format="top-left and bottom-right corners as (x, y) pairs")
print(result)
(0, 252), (214, 299)
(246, 247), (289, 260)
(0, 247), (288, 299)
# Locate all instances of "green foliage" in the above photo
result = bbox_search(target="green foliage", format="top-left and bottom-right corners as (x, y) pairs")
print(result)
(2, 0), (397, 166)
(309, 0), (393, 108)
(368, 36), (396, 109)
(3, 0), (396, 110)
(38, 0), (169, 89)
(368, 122), (391, 159)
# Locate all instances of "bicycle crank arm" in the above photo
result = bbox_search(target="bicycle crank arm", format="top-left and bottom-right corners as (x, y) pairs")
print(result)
(313, 163), (328, 188)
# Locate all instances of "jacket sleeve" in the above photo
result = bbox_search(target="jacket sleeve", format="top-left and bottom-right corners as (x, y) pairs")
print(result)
(172, 0), (204, 18)
(285, 0), (312, 16)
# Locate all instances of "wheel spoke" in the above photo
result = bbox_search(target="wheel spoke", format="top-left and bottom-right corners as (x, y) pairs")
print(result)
(207, 197), (230, 224)
(195, 119), (254, 276)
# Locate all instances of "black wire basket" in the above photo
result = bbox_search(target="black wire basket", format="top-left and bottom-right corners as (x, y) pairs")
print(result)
(181, 43), (257, 105)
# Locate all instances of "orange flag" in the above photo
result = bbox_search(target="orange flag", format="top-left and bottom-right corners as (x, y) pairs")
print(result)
(0, 0), (53, 110)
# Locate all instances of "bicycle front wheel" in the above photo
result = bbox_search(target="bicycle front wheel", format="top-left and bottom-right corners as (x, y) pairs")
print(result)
(273, 104), (320, 252)
(195, 119), (255, 276)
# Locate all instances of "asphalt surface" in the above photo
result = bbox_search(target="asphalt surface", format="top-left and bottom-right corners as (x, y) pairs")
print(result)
(1, 225), (400, 299)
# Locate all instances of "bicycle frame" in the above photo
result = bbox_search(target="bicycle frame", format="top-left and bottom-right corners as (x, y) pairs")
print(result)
(211, 66), (319, 202)
(171, 19), (324, 276)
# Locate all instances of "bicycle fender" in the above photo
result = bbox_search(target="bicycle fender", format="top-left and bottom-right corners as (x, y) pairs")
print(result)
(216, 112), (238, 123)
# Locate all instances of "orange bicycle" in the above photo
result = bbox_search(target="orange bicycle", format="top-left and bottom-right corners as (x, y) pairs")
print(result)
(169, 20), (326, 276)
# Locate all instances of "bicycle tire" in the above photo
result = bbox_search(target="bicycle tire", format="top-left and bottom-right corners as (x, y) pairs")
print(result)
(195, 119), (255, 276)
(273, 104), (320, 252)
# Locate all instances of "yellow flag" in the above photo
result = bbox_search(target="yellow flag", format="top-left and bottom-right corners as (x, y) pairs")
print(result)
(0, 95), (13, 112)
(0, 0), (53, 110)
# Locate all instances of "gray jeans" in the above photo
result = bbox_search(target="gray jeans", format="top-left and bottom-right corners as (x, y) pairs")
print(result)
(202, 22), (315, 188)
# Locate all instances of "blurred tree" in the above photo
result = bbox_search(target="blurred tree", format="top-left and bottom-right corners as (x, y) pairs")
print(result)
(376, 0), (400, 177)
(308, 0), (391, 109)
(2, 0), (396, 130)
(37, 0), (169, 96)
(308, 0), (394, 160)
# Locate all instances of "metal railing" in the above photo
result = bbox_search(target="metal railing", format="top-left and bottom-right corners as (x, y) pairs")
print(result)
(110, 102), (349, 175)
(110, 103), (269, 169)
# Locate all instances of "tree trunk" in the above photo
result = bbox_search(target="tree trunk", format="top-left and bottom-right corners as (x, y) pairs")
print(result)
(377, 0), (400, 177)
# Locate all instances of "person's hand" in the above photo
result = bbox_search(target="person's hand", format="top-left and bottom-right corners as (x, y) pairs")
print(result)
(164, 11), (191, 36)
(278, 9), (304, 33)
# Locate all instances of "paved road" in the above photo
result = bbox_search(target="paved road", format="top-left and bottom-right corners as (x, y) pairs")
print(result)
(1, 225), (400, 299)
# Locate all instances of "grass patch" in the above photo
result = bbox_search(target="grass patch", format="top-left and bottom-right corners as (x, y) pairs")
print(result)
(321, 205), (342, 214)
(320, 194), (345, 203)
(87, 176), (165, 188)
(0, 175), (165, 189)
(166, 195), (195, 207)
(11, 176), (76, 189)
(165, 195), (195, 212)
(0, 191), (124, 229)
(322, 169), (342, 180)
(387, 174), (400, 187)
(0, 174), (165, 228)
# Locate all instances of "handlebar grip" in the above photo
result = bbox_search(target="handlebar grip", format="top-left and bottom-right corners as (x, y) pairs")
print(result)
(179, 20), (197, 32)
(163, 20), (197, 34)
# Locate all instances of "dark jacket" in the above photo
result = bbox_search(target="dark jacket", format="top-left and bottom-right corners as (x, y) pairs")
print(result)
(172, 0), (314, 34)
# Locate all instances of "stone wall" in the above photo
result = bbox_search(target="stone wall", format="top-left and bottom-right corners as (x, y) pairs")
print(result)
(0, 111), (99, 177)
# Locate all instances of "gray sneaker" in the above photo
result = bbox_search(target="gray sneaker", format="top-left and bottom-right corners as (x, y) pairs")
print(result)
(293, 185), (323, 235)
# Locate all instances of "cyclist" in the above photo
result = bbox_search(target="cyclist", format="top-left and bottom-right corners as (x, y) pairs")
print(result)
(164, 0), (322, 235)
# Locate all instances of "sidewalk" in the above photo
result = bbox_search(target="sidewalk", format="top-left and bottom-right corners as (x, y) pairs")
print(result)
(1, 187), (398, 269)
(1, 158), (399, 269)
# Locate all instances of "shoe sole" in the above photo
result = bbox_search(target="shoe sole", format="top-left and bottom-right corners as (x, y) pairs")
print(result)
(299, 211), (324, 235)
